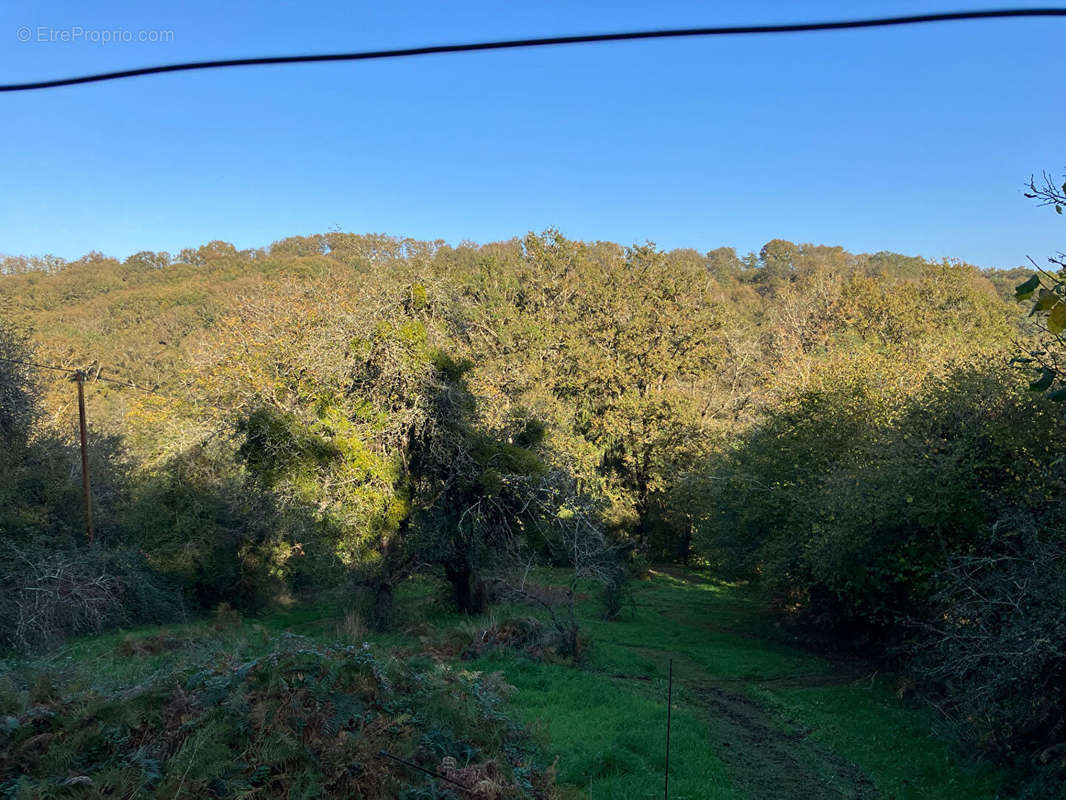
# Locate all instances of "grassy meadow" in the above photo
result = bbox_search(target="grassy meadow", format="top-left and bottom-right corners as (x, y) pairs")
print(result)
(0, 569), (1007, 799)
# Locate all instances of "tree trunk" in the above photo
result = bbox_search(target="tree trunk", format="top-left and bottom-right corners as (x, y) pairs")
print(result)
(444, 560), (486, 614)
(369, 580), (394, 631)
(445, 561), (472, 613)
(677, 526), (693, 566)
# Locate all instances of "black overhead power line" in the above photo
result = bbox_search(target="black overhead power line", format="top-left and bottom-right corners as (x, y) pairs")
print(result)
(2, 8), (1065, 93)
(0, 354), (186, 404)
(0, 354), (83, 377)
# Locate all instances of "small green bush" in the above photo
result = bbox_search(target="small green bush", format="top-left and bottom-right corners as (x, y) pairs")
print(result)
(121, 442), (298, 613)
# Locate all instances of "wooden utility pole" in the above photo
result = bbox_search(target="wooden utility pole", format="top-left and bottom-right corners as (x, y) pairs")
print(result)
(74, 370), (94, 544)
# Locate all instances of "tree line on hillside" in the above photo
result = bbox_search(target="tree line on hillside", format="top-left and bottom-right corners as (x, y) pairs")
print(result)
(1, 199), (1064, 794)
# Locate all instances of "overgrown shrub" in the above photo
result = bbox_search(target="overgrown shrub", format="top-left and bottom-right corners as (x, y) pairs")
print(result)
(0, 545), (185, 652)
(0, 640), (556, 798)
(908, 521), (1066, 797)
(687, 362), (1066, 639)
(120, 441), (320, 613)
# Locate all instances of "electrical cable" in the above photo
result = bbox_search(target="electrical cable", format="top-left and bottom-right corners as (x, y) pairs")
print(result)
(2, 8), (1064, 93)
(0, 354), (190, 404)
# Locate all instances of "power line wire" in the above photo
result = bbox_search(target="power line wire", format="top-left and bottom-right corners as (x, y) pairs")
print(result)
(0, 354), (282, 415)
(0, 354), (81, 376)
(0, 354), (186, 403)
(2, 8), (1065, 93)
(95, 372), (181, 401)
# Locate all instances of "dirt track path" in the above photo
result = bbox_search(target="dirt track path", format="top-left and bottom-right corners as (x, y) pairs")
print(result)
(609, 655), (883, 799)
(687, 681), (879, 800)
(630, 568), (883, 799)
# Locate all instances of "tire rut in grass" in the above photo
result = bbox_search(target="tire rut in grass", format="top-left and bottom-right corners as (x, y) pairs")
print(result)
(687, 684), (880, 800)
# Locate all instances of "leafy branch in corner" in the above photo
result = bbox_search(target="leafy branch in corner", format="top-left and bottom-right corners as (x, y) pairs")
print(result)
(1014, 168), (1066, 400)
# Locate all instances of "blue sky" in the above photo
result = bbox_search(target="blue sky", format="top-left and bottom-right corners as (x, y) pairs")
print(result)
(0, 1), (1063, 268)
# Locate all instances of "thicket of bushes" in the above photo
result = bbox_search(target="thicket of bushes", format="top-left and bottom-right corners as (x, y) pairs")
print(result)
(0, 321), (185, 650)
(0, 289), (627, 652)
(688, 360), (1064, 627)
(0, 545), (185, 653)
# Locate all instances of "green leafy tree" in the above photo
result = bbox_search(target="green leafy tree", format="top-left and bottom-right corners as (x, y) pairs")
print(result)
(525, 234), (728, 555)
(1013, 169), (1066, 399)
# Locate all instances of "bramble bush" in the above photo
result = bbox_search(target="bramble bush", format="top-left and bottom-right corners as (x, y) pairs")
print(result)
(0, 545), (185, 652)
(909, 517), (1066, 798)
(0, 637), (558, 799)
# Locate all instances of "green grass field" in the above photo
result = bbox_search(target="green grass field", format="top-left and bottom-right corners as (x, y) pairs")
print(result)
(0, 569), (1008, 799)
(477, 569), (1006, 799)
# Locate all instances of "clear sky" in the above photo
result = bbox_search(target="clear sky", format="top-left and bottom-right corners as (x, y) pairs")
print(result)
(0, 1), (1063, 268)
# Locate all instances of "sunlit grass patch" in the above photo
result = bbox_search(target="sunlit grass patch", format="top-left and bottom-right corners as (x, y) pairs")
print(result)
(751, 682), (1007, 800)
(477, 652), (737, 800)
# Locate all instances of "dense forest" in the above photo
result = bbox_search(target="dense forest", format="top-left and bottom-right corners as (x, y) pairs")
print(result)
(2, 185), (1065, 796)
